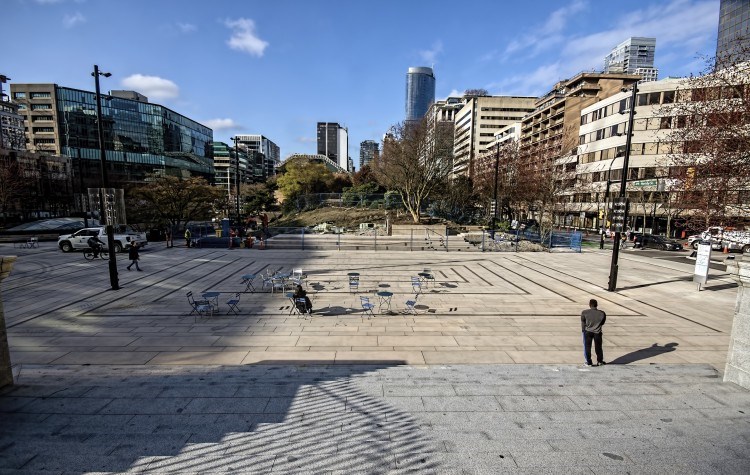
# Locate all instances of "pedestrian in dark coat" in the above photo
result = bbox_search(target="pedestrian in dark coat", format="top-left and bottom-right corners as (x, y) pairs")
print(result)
(581, 299), (606, 366)
(127, 243), (142, 271)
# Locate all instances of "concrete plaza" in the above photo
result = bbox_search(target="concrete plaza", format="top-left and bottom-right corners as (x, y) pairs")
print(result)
(1, 243), (748, 473)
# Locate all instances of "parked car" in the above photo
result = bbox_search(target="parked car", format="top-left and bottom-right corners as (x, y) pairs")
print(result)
(634, 234), (683, 251)
(57, 226), (147, 253)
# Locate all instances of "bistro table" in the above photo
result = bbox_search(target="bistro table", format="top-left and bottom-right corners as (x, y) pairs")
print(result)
(418, 272), (434, 287)
(376, 290), (394, 313)
(241, 273), (257, 292)
(201, 291), (221, 310)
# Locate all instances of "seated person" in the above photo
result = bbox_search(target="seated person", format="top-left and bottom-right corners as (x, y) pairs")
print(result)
(293, 284), (312, 314)
(87, 235), (105, 257)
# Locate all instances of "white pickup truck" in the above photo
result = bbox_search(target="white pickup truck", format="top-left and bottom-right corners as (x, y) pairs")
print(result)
(58, 226), (148, 253)
(688, 226), (750, 252)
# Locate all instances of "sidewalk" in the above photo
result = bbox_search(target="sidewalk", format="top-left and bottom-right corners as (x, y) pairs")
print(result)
(0, 246), (738, 369)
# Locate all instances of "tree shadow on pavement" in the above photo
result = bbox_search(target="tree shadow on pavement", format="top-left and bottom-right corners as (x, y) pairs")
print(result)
(609, 342), (679, 364)
(0, 362), (442, 473)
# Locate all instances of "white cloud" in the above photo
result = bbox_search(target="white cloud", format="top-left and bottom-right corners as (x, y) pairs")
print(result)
(419, 40), (443, 64)
(495, 0), (718, 95)
(120, 74), (179, 100)
(503, 0), (587, 58)
(62, 12), (86, 28)
(35, 0), (64, 4)
(225, 18), (268, 57)
(203, 118), (239, 131)
(177, 22), (196, 33)
(445, 89), (463, 99)
(297, 136), (316, 143)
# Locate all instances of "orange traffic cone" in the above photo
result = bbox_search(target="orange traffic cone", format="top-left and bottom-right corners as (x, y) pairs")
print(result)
(723, 245), (729, 254)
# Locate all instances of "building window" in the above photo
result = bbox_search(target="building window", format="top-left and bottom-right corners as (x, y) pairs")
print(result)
(31, 104), (51, 110)
(33, 127), (54, 133)
(33, 138), (56, 144)
(32, 115), (54, 122)
(29, 92), (52, 99)
(13, 92), (26, 99)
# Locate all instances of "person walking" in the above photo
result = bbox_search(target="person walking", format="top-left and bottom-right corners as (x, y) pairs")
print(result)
(184, 228), (192, 247)
(126, 243), (142, 271)
(581, 298), (606, 366)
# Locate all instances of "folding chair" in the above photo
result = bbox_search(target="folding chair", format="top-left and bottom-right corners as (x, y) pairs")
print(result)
(187, 291), (214, 322)
(405, 294), (419, 315)
(241, 274), (256, 292)
(226, 293), (241, 315)
(360, 296), (376, 318)
(411, 277), (423, 295)
(292, 268), (308, 288)
(349, 276), (360, 293)
(295, 298), (311, 317)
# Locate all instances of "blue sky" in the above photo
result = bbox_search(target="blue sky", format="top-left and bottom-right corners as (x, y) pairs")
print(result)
(5, 0), (719, 168)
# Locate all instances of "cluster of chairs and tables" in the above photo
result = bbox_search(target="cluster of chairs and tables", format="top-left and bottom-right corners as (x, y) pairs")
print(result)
(352, 268), (435, 318)
(186, 290), (240, 321)
(187, 267), (438, 321)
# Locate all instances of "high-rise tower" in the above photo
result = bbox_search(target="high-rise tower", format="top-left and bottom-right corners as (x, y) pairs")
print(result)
(316, 122), (348, 171)
(604, 37), (658, 82)
(716, 0), (750, 67)
(359, 140), (379, 169)
(405, 67), (435, 122)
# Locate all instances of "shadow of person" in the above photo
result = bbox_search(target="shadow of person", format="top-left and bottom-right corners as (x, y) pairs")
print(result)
(610, 342), (679, 364)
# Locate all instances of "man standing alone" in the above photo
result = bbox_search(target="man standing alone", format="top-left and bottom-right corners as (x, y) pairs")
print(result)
(581, 299), (606, 366)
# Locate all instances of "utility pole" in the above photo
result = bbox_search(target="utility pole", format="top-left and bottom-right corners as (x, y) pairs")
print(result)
(92, 64), (119, 291)
(607, 84), (638, 292)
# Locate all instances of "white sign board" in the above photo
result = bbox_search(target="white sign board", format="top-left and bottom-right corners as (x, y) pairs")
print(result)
(693, 242), (712, 289)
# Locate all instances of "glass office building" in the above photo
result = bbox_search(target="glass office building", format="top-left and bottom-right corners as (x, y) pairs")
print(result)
(405, 67), (436, 122)
(717, 0), (750, 66)
(11, 83), (214, 190)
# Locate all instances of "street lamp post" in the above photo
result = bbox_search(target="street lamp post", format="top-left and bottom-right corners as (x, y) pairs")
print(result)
(92, 64), (119, 291)
(607, 84), (638, 292)
(231, 136), (241, 223)
(599, 159), (617, 249)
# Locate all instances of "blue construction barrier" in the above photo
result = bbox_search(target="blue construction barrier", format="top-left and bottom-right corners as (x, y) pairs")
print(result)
(549, 230), (582, 252)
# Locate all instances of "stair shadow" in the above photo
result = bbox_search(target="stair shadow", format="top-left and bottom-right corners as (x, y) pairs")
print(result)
(0, 363), (442, 473)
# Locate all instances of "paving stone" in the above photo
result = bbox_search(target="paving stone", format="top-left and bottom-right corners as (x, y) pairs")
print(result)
(1, 248), (748, 473)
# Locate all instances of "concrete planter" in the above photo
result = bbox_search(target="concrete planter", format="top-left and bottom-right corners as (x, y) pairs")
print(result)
(0, 256), (16, 388)
(726, 256), (750, 390)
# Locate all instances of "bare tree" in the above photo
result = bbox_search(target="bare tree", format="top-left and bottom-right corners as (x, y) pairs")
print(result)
(129, 175), (223, 246)
(0, 156), (24, 224)
(473, 139), (521, 223)
(372, 120), (453, 223)
(516, 135), (573, 237)
(661, 42), (750, 230)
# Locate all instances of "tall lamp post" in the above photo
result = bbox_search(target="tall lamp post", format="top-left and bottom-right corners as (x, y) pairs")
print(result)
(607, 84), (638, 292)
(599, 159), (617, 249)
(230, 136), (241, 223)
(92, 65), (119, 291)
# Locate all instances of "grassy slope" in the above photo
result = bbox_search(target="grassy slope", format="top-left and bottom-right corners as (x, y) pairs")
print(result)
(271, 207), (423, 229)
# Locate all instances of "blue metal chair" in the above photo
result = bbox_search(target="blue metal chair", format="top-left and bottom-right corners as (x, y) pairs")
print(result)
(411, 277), (422, 294)
(187, 291), (214, 322)
(405, 297), (418, 315)
(349, 276), (360, 293)
(226, 292), (241, 315)
(360, 296), (375, 318)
